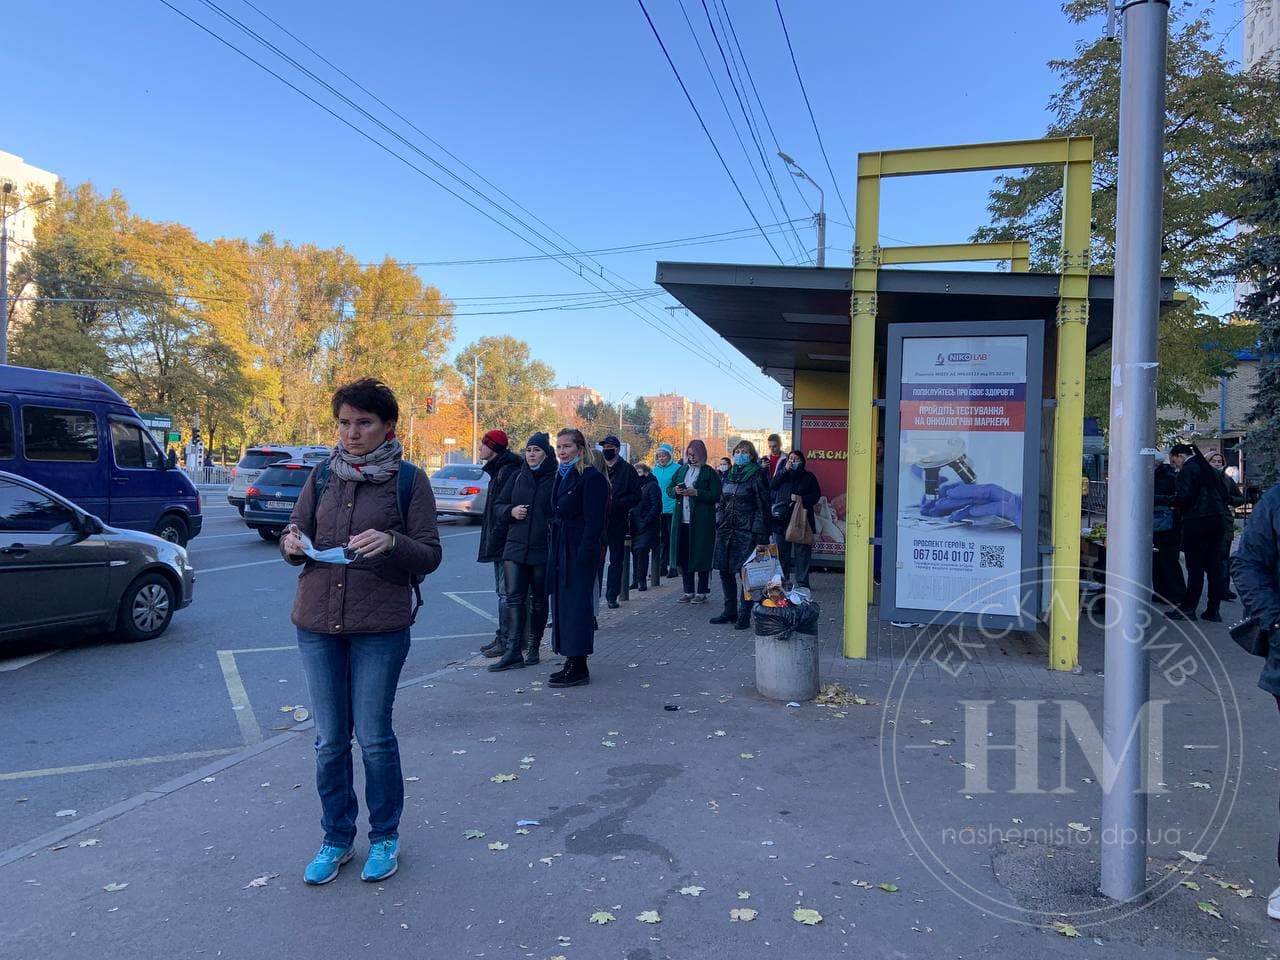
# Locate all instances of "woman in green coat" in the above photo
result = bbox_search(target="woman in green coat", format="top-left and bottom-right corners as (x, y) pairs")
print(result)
(667, 439), (721, 603)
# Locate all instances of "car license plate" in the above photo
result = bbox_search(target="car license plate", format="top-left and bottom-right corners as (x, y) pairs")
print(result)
(266, 500), (293, 510)
(432, 486), (455, 497)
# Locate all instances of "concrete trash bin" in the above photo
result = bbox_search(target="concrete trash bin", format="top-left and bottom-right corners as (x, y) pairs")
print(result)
(752, 601), (821, 702)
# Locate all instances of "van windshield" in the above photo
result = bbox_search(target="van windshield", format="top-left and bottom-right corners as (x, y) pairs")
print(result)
(433, 466), (484, 482)
(238, 450), (291, 470)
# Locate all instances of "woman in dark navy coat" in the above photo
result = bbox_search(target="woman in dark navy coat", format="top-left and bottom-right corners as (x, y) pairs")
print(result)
(546, 427), (609, 688)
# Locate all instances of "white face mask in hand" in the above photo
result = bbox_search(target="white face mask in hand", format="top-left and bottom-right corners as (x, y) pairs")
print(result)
(297, 529), (352, 565)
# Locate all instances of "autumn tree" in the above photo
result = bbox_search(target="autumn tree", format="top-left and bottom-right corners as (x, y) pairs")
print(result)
(972, 0), (1273, 424)
(455, 335), (556, 453)
(1223, 127), (1280, 488)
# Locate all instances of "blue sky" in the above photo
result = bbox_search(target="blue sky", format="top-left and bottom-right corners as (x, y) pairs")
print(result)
(7, 0), (1245, 427)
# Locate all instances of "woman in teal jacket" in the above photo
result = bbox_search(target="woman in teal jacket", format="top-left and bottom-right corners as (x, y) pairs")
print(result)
(651, 443), (681, 577)
(667, 439), (721, 602)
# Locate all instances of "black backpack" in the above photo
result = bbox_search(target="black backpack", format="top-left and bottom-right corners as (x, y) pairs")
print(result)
(310, 460), (425, 625)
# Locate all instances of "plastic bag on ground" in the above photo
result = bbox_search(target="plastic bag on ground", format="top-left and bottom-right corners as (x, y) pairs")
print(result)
(752, 600), (821, 640)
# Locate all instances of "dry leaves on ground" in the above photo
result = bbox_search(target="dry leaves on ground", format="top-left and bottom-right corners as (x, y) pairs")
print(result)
(103, 882), (128, 893)
(636, 910), (661, 923)
(1053, 921), (1080, 937)
(490, 773), (518, 783)
(679, 885), (704, 897)
(1197, 900), (1223, 919)
(730, 907), (758, 922)
(244, 873), (278, 889)
(463, 829), (486, 840)
(487, 842), (509, 852)
(588, 911), (616, 925)
(793, 907), (823, 925)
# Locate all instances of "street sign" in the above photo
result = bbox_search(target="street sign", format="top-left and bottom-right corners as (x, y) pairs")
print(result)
(166, 431), (181, 444)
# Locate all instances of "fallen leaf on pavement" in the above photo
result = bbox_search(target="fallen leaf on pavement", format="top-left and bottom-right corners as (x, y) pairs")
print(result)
(1190, 781), (1211, 789)
(491, 773), (518, 783)
(1179, 850), (1207, 863)
(679, 885), (704, 897)
(404, 776), (420, 782)
(737, 890), (750, 899)
(740, 753), (755, 760)
(929, 739), (951, 746)
(1052, 921), (1080, 937)
(487, 842), (509, 852)
(1180, 880), (1201, 891)
(244, 873), (279, 889)
(1197, 901), (1223, 919)
(958, 761), (976, 770)
(103, 883), (128, 893)
(589, 911), (616, 924)
(521, 756), (536, 764)
(78, 839), (99, 848)
(515, 828), (530, 836)
(730, 907), (758, 922)
(878, 883), (899, 893)
(451, 750), (467, 755)
(1067, 822), (1089, 833)
(793, 907), (823, 925)
(480, 736), (497, 743)
(55, 809), (76, 818)
(601, 741), (617, 748)
(463, 829), (486, 840)
(636, 910), (661, 923)
(713, 730), (727, 737)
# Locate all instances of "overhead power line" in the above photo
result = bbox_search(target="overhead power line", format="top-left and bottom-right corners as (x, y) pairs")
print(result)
(773, 0), (852, 224)
(633, 0), (785, 264)
(157, 0), (776, 403)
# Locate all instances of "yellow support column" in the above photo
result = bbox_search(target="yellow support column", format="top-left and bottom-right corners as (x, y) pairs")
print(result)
(1048, 141), (1094, 671)
(843, 153), (881, 659)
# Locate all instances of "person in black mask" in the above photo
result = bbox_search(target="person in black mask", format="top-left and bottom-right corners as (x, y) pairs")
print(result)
(1171, 442), (1230, 622)
(489, 433), (556, 671)
(630, 462), (662, 591)
(598, 435), (639, 610)
(770, 450), (821, 588)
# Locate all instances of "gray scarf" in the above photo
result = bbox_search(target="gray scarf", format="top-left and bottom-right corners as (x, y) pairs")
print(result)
(329, 437), (403, 484)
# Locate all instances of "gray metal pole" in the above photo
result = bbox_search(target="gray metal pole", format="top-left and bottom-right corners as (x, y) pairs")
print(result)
(0, 216), (8, 366)
(472, 353), (479, 463)
(1101, 0), (1168, 902)
(815, 206), (826, 268)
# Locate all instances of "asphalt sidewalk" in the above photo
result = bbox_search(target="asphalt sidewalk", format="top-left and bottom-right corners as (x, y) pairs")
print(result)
(2, 573), (1278, 959)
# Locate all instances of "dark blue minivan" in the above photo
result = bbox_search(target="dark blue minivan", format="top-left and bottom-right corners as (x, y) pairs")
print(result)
(0, 366), (203, 545)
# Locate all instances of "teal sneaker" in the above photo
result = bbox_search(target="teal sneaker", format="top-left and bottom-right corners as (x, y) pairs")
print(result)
(303, 843), (354, 885)
(361, 837), (400, 882)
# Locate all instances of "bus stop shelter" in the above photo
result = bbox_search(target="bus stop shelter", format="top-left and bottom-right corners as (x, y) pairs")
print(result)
(656, 136), (1176, 672)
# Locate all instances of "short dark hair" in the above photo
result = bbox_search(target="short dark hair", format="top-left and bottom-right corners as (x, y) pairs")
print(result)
(789, 449), (806, 466)
(733, 439), (759, 462)
(331, 378), (399, 423)
(1169, 443), (1194, 458)
(767, 433), (781, 443)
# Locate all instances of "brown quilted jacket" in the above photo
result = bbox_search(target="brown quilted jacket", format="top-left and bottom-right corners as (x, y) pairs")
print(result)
(284, 466), (442, 634)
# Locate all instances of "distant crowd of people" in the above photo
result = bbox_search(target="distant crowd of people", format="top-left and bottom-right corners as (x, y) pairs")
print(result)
(474, 429), (822, 680)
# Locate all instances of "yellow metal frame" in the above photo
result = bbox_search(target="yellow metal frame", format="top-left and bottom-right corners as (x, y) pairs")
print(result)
(843, 136), (1093, 671)
(879, 240), (1030, 272)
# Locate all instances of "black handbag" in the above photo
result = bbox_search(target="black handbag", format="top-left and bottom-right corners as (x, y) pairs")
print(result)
(1229, 615), (1270, 658)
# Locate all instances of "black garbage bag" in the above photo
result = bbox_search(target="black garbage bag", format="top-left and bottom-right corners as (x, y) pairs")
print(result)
(753, 601), (821, 640)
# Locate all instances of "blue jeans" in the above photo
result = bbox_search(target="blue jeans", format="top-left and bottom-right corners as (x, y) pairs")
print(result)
(297, 628), (411, 846)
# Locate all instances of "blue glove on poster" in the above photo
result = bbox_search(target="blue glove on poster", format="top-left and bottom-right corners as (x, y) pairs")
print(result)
(920, 482), (1022, 529)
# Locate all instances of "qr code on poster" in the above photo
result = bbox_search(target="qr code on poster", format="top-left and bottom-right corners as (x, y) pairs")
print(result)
(980, 544), (1005, 568)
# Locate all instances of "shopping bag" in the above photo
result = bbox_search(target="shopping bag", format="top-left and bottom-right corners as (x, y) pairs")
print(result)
(785, 500), (815, 545)
(740, 545), (783, 593)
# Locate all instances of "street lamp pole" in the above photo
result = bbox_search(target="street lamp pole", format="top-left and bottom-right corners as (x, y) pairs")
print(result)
(778, 152), (826, 268)
(472, 353), (481, 463)
(618, 391), (631, 434)
(1101, 0), (1168, 903)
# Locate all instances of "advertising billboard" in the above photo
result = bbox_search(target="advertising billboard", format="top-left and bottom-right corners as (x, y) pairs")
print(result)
(794, 410), (849, 566)
(882, 321), (1044, 628)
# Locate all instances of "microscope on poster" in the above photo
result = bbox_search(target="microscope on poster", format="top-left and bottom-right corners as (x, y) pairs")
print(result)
(907, 437), (977, 504)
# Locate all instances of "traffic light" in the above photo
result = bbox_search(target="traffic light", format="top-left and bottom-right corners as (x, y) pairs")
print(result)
(424, 396), (435, 414)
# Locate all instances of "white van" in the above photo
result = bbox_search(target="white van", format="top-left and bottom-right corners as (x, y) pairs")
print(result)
(227, 445), (330, 513)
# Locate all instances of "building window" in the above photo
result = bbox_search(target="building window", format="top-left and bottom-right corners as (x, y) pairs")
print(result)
(22, 406), (99, 462)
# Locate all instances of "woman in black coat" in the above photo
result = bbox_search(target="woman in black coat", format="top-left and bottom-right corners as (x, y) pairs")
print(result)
(546, 428), (609, 687)
(770, 450), (821, 588)
(630, 464), (662, 591)
(711, 440), (773, 629)
(489, 433), (556, 672)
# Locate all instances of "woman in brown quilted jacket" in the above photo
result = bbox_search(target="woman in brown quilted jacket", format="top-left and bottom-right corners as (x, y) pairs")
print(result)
(280, 378), (441, 886)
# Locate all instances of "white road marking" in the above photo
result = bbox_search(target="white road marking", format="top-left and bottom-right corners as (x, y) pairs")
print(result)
(216, 650), (263, 745)
(197, 558), (285, 574)
(190, 531), (257, 541)
(441, 530), (481, 539)
(443, 592), (498, 624)
(0, 650), (61, 672)
(0, 747), (240, 782)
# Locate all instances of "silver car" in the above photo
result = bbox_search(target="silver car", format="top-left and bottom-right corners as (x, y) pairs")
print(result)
(431, 464), (489, 520)
(0, 470), (195, 644)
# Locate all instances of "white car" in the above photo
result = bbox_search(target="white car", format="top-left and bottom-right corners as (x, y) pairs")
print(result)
(431, 464), (489, 520)
(227, 445), (329, 514)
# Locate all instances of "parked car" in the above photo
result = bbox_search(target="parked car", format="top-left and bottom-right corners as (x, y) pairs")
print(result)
(0, 366), (203, 545)
(227, 445), (329, 514)
(431, 463), (489, 520)
(0, 470), (195, 644)
(243, 460), (314, 540)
